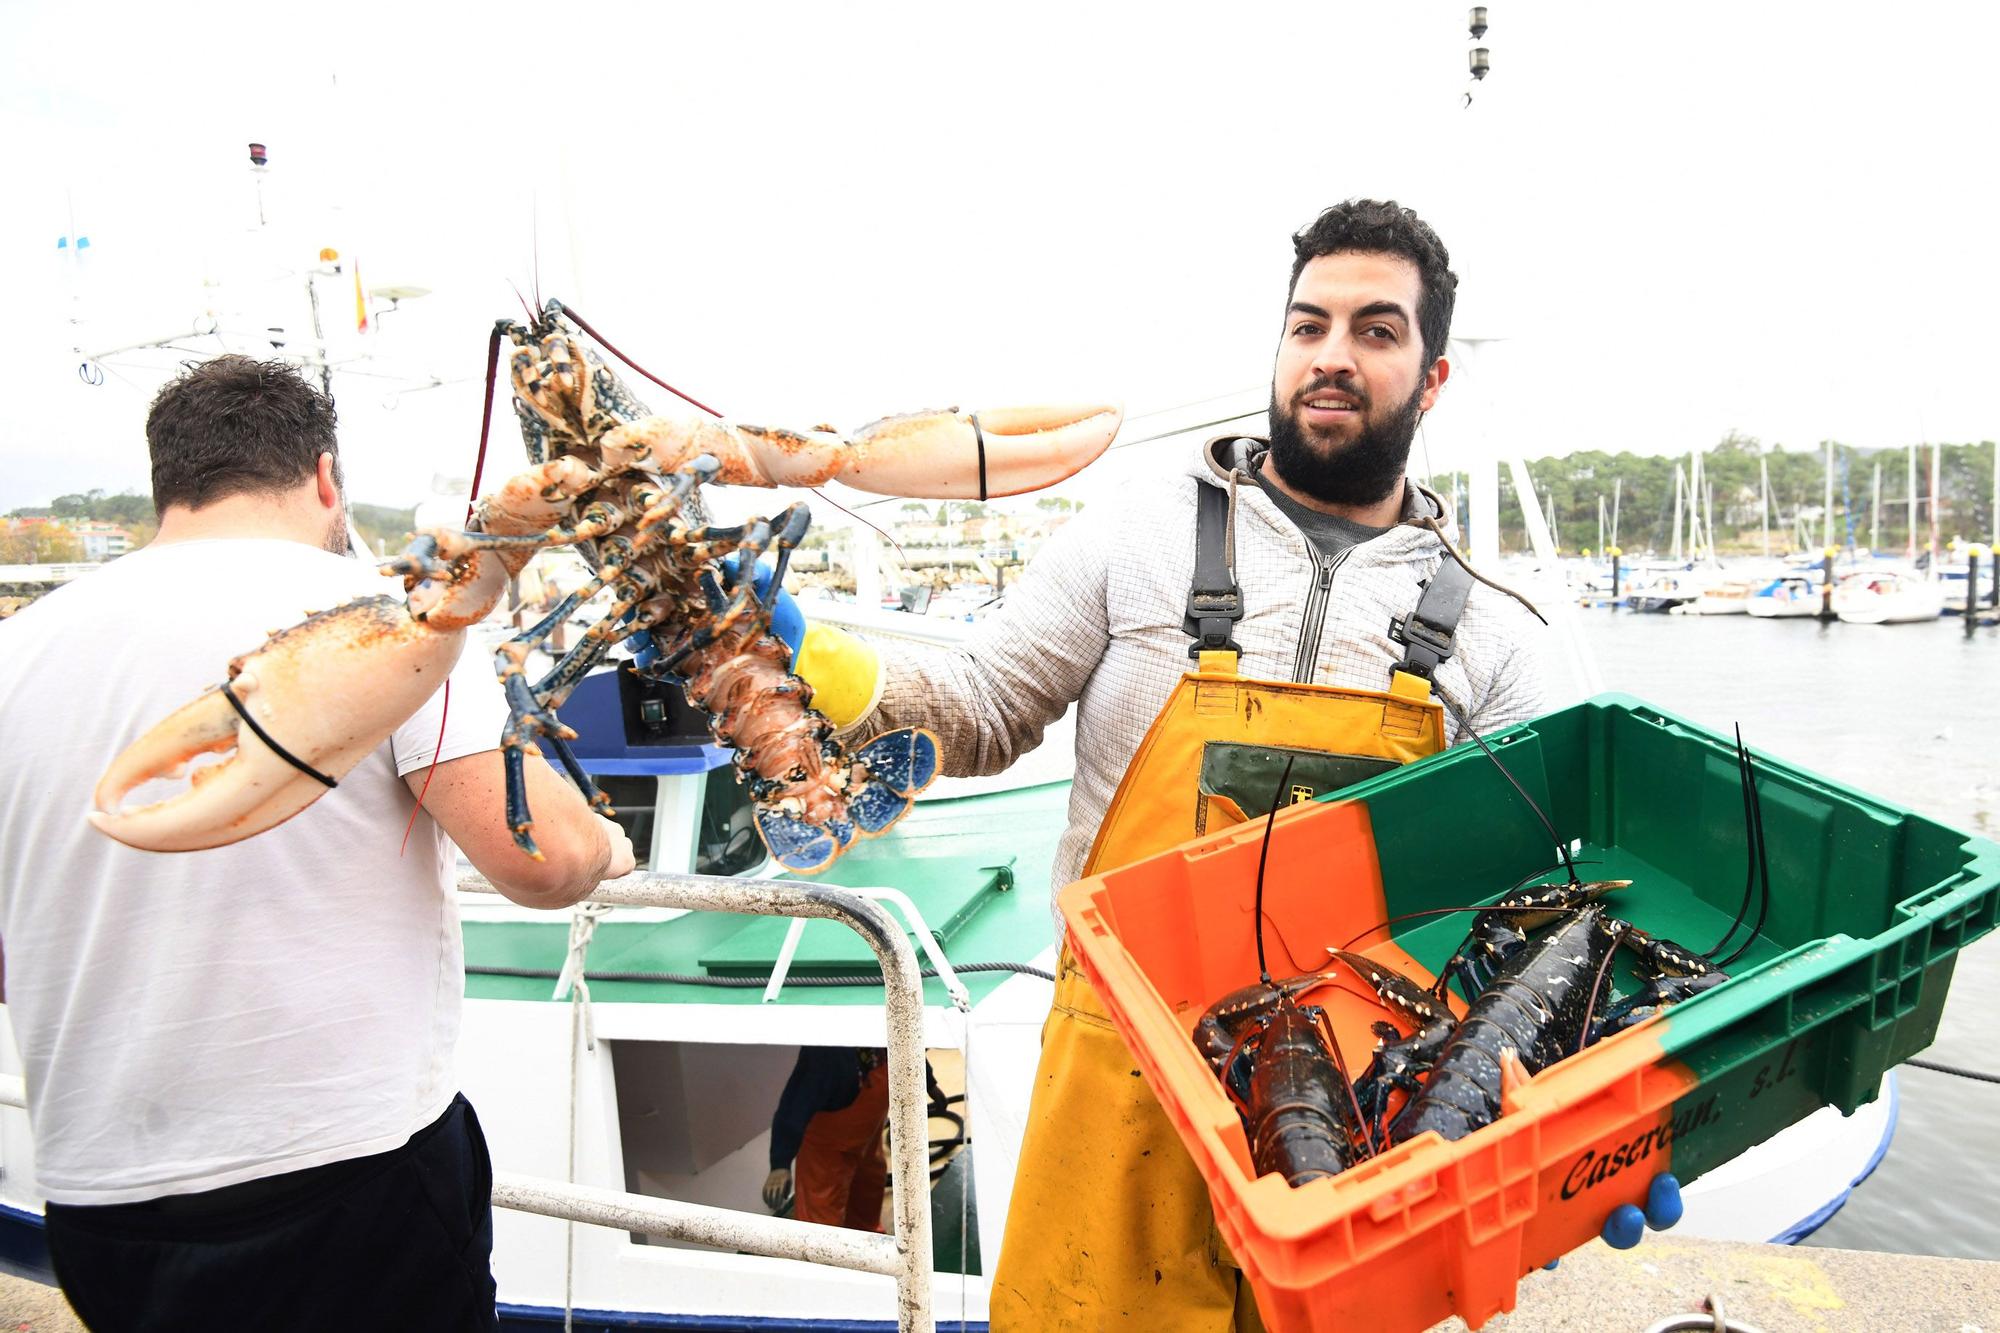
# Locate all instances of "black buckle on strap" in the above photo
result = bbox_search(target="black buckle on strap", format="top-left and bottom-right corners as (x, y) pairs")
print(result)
(1387, 612), (1451, 679)
(1186, 586), (1245, 658)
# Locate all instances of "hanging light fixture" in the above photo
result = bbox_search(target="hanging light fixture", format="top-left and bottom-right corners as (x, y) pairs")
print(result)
(1469, 47), (1491, 80)
(1468, 7), (1488, 39)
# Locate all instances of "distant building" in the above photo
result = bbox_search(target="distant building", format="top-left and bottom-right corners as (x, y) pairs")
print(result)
(69, 522), (134, 560)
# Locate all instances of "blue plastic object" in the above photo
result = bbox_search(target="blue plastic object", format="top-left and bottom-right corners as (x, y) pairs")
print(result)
(1645, 1173), (1684, 1231)
(1601, 1204), (1646, 1250)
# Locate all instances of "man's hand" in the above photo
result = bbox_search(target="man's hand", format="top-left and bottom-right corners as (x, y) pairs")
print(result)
(596, 814), (637, 881)
(411, 750), (637, 910)
(762, 1167), (792, 1214)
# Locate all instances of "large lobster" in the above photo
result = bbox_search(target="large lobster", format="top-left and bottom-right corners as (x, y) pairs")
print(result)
(89, 302), (1122, 872)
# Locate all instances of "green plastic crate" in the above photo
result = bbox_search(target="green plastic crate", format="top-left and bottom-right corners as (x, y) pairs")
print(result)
(1337, 692), (2000, 1181)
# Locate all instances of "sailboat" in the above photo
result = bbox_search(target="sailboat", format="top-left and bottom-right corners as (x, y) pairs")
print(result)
(1833, 443), (1948, 624)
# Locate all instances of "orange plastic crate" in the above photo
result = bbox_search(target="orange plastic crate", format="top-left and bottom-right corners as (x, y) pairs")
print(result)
(1061, 798), (1711, 1332)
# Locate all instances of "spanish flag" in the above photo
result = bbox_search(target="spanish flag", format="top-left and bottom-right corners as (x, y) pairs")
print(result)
(353, 259), (370, 334)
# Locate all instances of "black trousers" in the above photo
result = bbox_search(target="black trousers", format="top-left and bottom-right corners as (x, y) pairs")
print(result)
(45, 1093), (497, 1333)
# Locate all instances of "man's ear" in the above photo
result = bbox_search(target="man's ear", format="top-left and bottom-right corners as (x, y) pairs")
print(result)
(316, 452), (340, 509)
(1420, 355), (1451, 412)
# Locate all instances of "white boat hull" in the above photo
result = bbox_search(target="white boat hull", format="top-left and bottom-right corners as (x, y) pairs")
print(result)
(1833, 580), (1946, 624)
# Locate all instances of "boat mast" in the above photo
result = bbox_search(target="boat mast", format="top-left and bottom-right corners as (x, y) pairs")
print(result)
(1688, 450), (1704, 559)
(1671, 464), (1685, 562)
(1704, 479), (1718, 564)
(1760, 454), (1771, 558)
(1611, 476), (1622, 549)
(1597, 494), (1606, 557)
(1871, 461), (1881, 554)
(1823, 441), (1834, 551)
(1907, 443), (1918, 562)
(1929, 442), (1942, 571)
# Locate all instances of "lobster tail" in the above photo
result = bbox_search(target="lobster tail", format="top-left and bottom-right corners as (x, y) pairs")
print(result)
(756, 808), (858, 874)
(749, 729), (939, 872)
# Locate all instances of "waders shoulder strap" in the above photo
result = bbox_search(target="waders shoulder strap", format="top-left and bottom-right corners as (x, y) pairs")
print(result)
(1183, 480), (1244, 659)
(1389, 554), (1475, 681)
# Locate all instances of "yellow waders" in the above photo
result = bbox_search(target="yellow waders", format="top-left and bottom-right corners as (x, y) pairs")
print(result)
(990, 652), (1446, 1331)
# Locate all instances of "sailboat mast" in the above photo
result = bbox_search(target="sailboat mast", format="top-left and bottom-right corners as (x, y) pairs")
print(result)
(1704, 480), (1717, 563)
(1611, 476), (1622, 549)
(1760, 455), (1771, 558)
(1671, 464), (1685, 562)
(1907, 443), (1918, 561)
(1823, 442), (1834, 551)
(1689, 451), (1703, 558)
(1871, 461), (1881, 553)
(1930, 442), (1942, 570)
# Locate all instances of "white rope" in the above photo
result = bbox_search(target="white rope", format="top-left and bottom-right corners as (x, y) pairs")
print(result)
(559, 902), (611, 1333)
(958, 1014), (971, 1333)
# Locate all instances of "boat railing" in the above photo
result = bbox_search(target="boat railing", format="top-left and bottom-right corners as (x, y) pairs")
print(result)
(0, 875), (943, 1329)
(461, 870), (939, 1332)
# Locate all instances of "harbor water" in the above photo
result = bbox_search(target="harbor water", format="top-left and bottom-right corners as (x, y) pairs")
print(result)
(1569, 609), (2000, 1262)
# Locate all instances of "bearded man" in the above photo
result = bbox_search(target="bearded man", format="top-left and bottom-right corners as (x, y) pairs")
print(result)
(777, 199), (1549, 1327)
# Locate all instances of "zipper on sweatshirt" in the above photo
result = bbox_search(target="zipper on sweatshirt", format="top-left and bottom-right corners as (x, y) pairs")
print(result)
(1291, 546), (1346, 682)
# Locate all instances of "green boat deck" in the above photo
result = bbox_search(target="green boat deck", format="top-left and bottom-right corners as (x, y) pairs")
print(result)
(463, 780), (1071, 1007)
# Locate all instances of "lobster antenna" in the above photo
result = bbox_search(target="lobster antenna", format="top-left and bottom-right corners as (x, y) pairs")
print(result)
(809, 486), (912, 567)
(1703, 723), (1761, 960)
(552, 301), (724, 418)
(1714, 730), (1772, 970)
(467, 324), (505, 522)
(1576, 916), (1627, 1056)
(1252, 755), (1300, 987)
(1333, 889), (1621, 956)
(1438, 690), (1578, 885)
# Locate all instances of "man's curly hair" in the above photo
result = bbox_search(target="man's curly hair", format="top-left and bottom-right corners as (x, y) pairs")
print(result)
(1290, 200), (1457, 367)
(146, 356), (341, 510)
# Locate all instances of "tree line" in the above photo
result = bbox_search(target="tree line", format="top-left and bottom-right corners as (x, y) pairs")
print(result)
(2, 491), (419, 562)
(1433, 435), (1998, 556)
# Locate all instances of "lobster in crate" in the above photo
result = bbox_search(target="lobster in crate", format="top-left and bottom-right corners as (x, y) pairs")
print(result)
(90, 301), (1121, 871)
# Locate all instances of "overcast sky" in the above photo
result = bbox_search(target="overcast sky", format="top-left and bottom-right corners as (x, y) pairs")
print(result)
(2, 1), (1994, 518)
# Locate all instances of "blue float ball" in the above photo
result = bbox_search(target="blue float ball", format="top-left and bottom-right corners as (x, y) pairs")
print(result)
(1602, 1204), (1646, 1250)
(1645, 1173), (1685, 1230)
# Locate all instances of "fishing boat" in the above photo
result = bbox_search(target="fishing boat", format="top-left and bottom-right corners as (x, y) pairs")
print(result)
(0, 594), (1904, 1328)
(1831, 569), (1946, 624)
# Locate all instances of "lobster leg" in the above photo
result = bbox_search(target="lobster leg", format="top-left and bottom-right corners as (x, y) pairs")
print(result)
(1589, 923), (1729, 1040)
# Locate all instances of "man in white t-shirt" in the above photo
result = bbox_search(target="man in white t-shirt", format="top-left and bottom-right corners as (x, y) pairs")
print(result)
(0, 356), (635, 1331)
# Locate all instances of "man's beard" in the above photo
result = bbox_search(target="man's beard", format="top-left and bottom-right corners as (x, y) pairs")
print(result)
(1265, 374), (1425, 508)
(323, 504), (351, 556)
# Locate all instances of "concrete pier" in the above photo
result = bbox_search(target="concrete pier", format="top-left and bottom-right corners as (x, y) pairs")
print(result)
(4, 1234), (1995, 1330)
(1431, 1235), (1998, 1332)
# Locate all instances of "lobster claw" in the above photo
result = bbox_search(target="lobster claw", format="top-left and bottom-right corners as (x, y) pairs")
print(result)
(602, 402), (1124, 500)
(91, 597), (464, 853)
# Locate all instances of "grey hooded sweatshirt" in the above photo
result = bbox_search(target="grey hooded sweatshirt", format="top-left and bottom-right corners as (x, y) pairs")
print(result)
(853, 435), (1550, 898)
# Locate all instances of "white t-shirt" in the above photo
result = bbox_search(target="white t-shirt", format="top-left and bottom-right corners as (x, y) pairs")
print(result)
(0, 539), (512, 1205)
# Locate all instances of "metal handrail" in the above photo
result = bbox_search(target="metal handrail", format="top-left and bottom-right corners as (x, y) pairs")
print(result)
(460, 869), (938, 1332)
